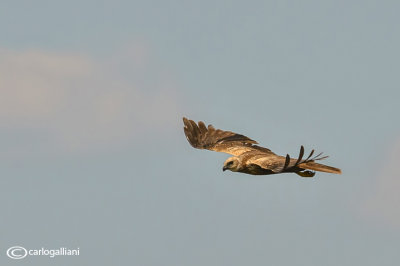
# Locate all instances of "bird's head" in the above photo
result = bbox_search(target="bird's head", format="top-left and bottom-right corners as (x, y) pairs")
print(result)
(222, 157), (241, 172)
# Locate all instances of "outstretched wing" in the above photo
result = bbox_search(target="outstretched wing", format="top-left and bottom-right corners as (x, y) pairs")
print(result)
(249, 146), (330, 173)
(183, 117), (273, 156)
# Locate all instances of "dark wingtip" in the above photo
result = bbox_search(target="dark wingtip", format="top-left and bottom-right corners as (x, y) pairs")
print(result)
(295, 146), (305, 165)
(306, 149), (315, 161)
(283, 154), (291, 171)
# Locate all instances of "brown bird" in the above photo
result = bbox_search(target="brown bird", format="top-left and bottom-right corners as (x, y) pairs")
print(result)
(183, 117), (341, 177)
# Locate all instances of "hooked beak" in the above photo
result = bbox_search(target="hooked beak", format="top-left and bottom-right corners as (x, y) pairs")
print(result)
(222, 166), (227, 171)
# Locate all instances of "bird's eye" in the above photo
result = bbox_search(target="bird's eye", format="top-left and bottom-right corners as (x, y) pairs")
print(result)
(227, 161), (234, 166)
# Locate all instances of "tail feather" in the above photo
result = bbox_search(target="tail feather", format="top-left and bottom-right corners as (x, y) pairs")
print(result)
(299, 161), (342, 174)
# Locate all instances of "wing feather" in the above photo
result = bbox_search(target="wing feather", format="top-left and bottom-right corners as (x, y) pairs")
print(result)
(183, 117), (273, 156)
(198, 121), (208, 135)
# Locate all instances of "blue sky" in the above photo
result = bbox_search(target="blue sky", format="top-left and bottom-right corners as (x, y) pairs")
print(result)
(1, 1), (400, 265)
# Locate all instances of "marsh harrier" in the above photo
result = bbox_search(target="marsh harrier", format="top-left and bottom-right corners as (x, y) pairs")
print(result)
(183, 117), (341, 177)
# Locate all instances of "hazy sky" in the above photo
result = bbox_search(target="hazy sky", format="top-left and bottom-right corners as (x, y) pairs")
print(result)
(1, 1), (400, 265)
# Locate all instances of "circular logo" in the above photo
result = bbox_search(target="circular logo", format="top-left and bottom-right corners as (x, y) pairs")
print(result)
(6, 246), (27, 259)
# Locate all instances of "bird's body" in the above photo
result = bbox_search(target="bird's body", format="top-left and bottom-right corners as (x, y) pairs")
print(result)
(183, 117), (341, 177)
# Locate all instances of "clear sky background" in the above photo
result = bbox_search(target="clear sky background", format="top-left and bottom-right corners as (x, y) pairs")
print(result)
(1, 0), (399, 265)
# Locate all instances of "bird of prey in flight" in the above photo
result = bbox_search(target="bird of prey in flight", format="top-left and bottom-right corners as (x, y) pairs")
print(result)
(183, 117), (341, 177)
